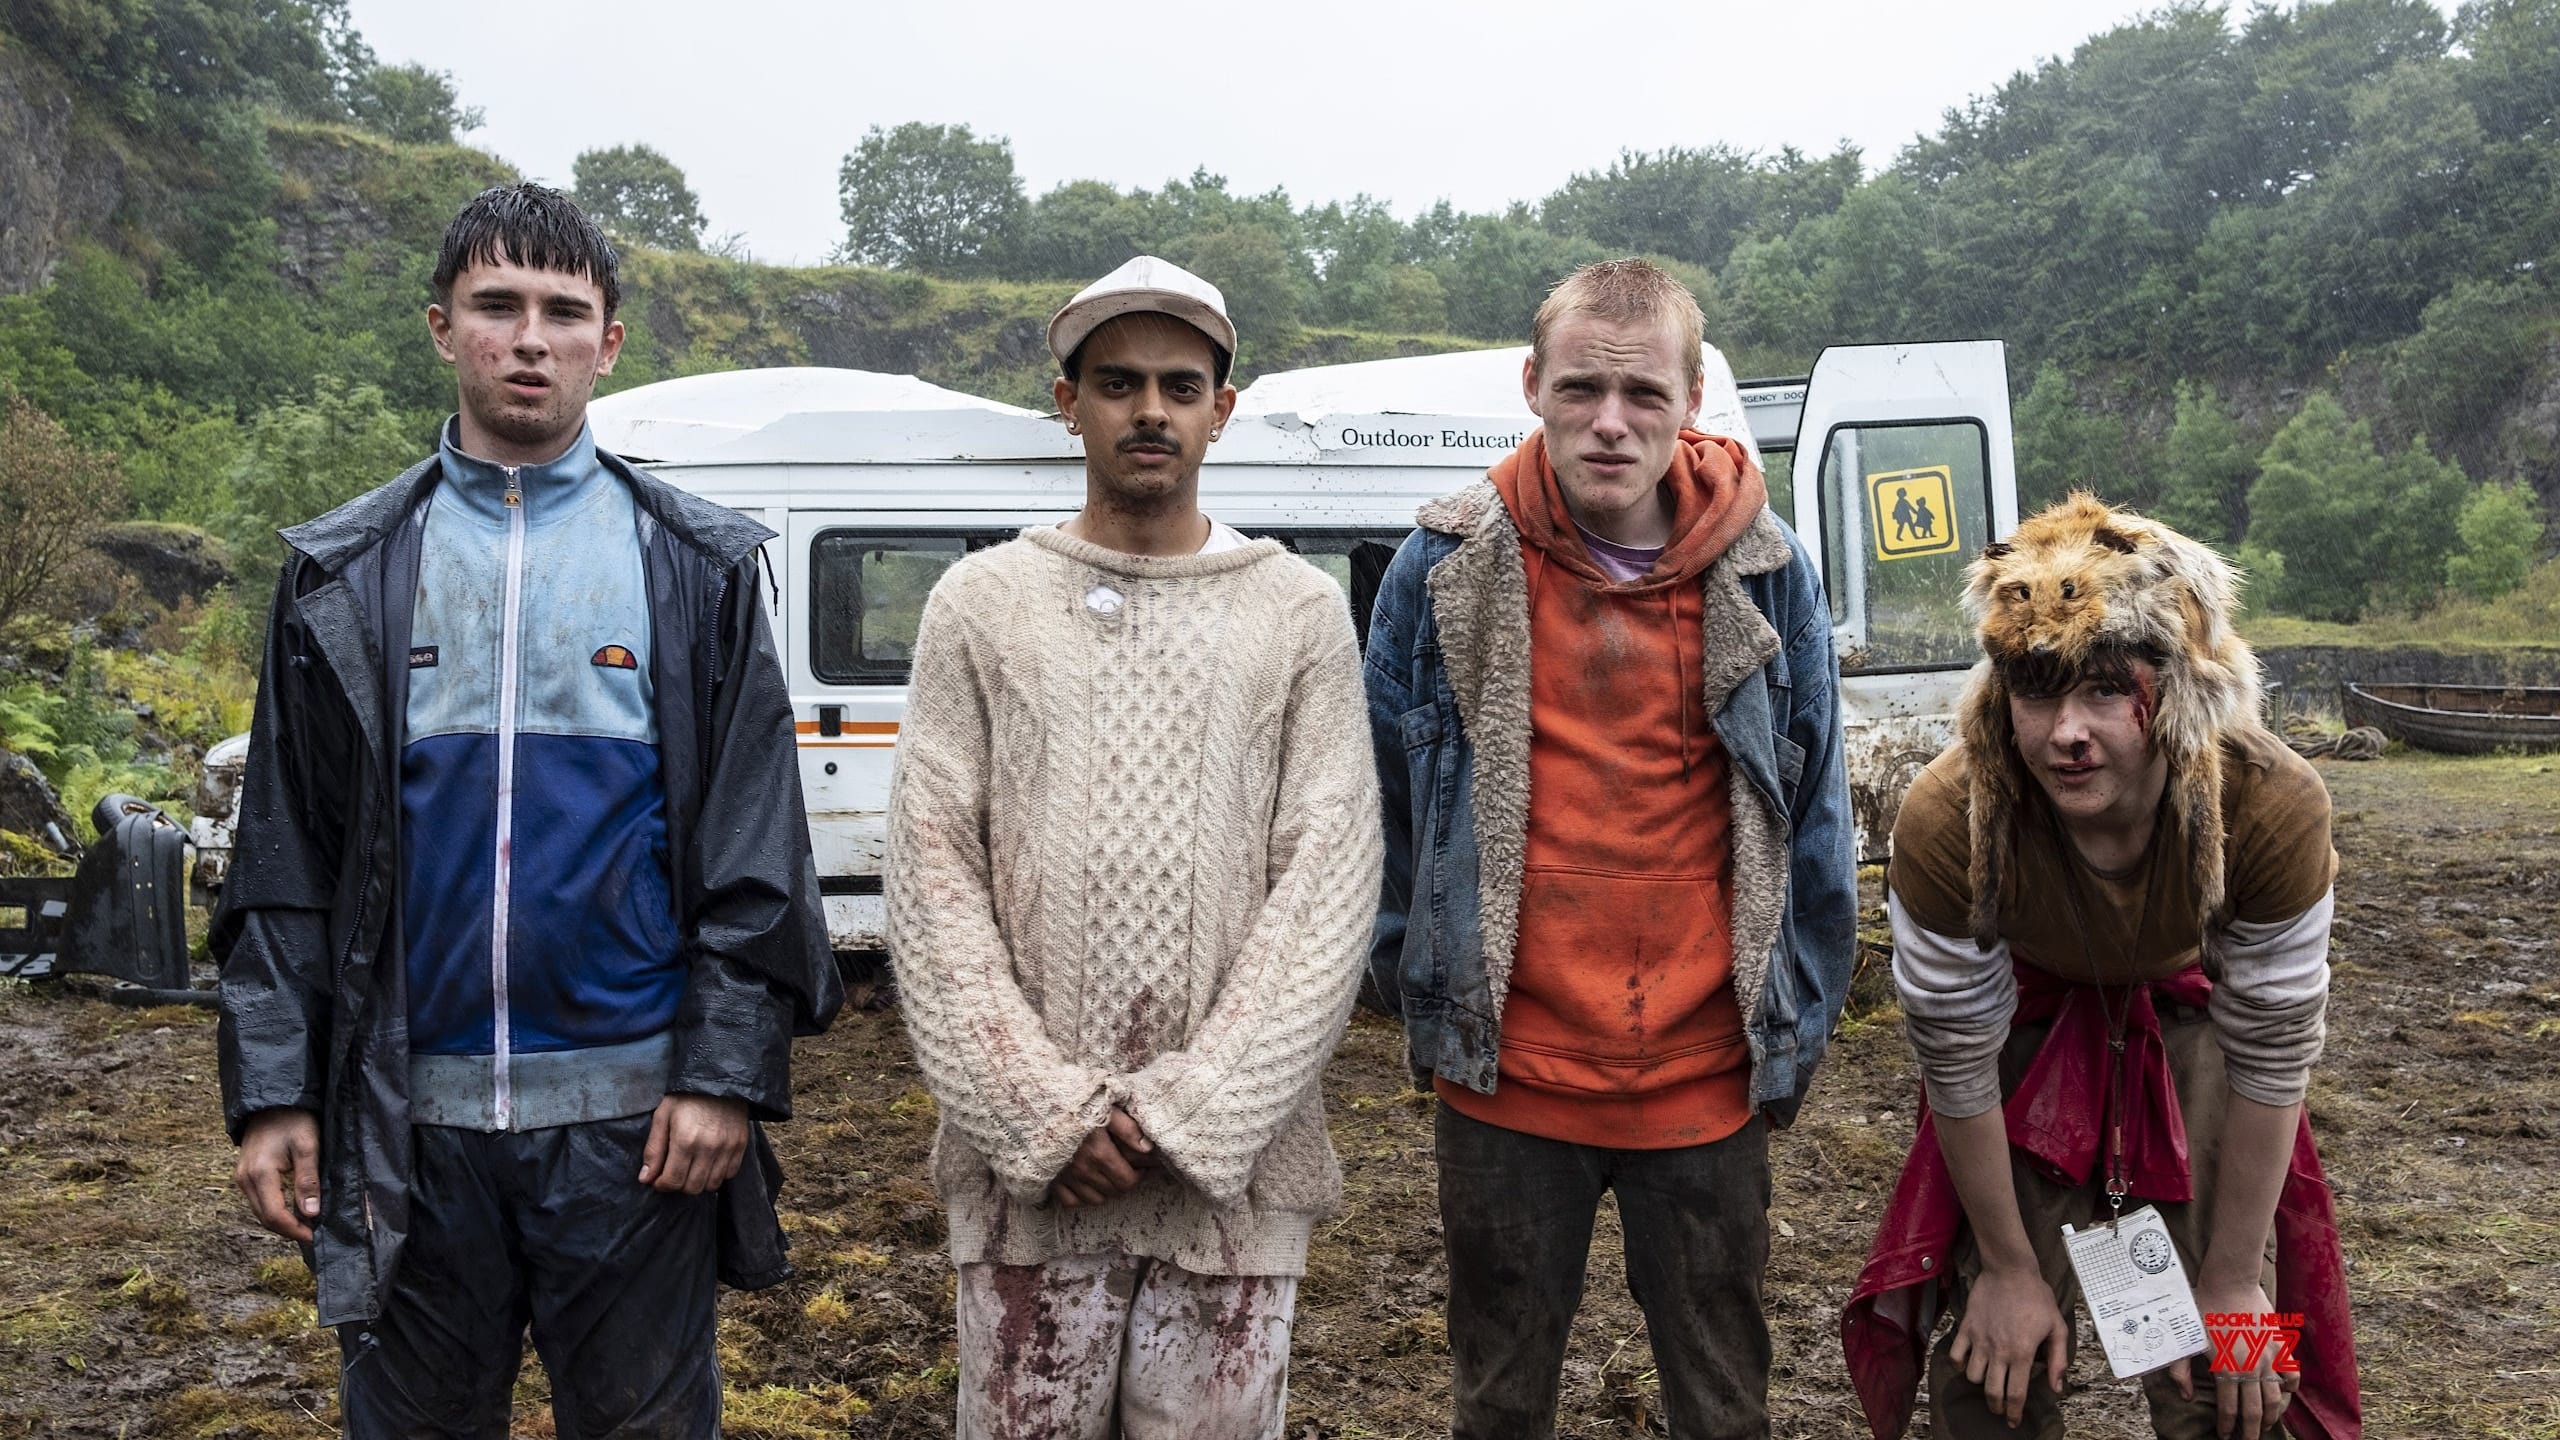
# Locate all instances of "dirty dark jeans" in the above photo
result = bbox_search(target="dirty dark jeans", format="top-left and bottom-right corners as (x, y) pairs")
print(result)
(336, 1114), (720, 1439)
(1436, 1104), (1772, 1440)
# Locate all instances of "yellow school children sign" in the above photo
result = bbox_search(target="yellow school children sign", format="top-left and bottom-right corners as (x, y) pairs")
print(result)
(1868, 466), (1960, 561)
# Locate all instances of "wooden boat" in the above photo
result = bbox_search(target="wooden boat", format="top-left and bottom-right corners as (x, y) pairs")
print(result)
(2341, 682), (2560, 755)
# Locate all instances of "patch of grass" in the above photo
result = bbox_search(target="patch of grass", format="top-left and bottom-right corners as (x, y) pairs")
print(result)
(818, 1244), (890, 1272)
(107, 1266), (206, 1336)
(253, 1255), (316, 1300)
(2241, 557), (2560, 649)
(0, 1288), (92, 1350)
(226, 1300), (317, 1339)
(721, 1383), (872, 1438)
(875, 1359), (959, 1402)
(1381, 1309), (1448, 1356)
(98, 646), (253, 751)
(0, 827), (71, 876)
(2380, 752), (2560, 814)
(800, 1286), (851, 1329)
(151, 1386), (309, 1438)
(716, 1314), (767, 1388)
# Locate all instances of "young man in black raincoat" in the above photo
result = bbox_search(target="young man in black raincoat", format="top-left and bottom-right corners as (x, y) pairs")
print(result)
(215, 184), (840, 1438)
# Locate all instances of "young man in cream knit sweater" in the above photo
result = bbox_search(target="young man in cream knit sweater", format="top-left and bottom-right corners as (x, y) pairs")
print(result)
(884, 256), (1382, 1439)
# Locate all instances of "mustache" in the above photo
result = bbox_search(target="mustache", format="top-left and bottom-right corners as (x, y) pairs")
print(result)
(1117, 429), (1183, 456)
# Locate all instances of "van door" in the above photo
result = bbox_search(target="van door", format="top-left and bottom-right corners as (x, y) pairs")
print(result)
(791, 517), (1020, 953)
(1785, 341), (2017, 859)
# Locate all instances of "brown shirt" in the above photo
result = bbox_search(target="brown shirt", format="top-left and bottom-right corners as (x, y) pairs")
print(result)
(1890, 726), (2337, 985)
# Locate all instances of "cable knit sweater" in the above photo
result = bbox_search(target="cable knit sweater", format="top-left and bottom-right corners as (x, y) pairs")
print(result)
(884, 524), (1382, 1277)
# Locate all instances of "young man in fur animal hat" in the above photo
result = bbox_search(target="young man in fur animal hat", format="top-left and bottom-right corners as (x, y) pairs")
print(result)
(884, 256), (1380, 1438)
(1365, 258), (1858, 1437)
(1842, 493), (2361, 1440)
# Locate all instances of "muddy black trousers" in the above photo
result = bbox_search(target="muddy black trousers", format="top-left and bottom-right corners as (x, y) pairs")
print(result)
(335, 1114), (720, 1440)
(1436, 1104), (1773, 1440)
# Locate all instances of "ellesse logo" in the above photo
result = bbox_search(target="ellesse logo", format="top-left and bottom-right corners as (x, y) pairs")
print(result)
(592, 644), (638, 670)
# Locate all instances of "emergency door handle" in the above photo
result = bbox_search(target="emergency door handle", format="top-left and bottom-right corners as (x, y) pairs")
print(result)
(817, 705), (843, 737)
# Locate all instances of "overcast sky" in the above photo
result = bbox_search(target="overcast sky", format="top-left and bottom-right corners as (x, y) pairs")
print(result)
(345, 1), (2397, 266)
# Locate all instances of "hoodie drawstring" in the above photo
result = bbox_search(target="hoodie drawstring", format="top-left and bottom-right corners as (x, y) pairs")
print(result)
(1666, 588), (1692, 783)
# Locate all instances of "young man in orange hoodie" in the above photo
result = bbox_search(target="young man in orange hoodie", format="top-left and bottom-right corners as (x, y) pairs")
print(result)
(1364, 260), (1858, 1437)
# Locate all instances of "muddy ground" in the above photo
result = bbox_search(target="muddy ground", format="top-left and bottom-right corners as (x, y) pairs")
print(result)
(3, 751), (2555, 1438)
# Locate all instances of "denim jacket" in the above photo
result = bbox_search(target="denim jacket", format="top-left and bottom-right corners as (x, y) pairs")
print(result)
(1362, 482), (1858, 1127)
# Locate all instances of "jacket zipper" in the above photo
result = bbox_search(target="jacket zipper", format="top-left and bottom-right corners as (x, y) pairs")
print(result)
(702, 572), (727, 769)
(491, 466), (525, 1128)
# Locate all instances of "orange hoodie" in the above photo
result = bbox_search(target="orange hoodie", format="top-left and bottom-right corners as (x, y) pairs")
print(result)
(1435, 430), (1771, 1149)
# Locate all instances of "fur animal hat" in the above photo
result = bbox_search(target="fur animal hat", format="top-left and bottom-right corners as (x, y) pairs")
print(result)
(1955, 491), (2265, 948)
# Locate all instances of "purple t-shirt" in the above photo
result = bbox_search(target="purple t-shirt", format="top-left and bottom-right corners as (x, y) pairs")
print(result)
(1574, 521), (1664, 584)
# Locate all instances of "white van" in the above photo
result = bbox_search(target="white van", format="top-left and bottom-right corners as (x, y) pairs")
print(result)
(577, 341), (2018, 954)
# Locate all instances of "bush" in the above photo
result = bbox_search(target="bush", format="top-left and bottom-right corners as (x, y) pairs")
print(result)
(2011, 363), (2149, 514)
(2243, 393), (2470, 620)
(219, 380), (426, 593)
(2445, 481), (2546, 600)
(0, 646), (190, 840)
(2384, 277), (2549, 441)
(0, 397), (128, 644)
(2154, 381), (2257, 546)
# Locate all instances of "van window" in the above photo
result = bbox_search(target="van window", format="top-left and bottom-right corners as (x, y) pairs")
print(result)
(810, 527), (1414, 682)
(1764, 449), (1795, 531)
(1249, 530), (1409, 648)
(810, 532), (985, 684)
(1814, 420), (1991, 672)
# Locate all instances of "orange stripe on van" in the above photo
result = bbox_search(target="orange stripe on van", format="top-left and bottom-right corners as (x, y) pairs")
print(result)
(794, 720), (900, 735)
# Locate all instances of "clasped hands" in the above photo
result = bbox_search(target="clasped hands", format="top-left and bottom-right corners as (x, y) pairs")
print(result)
(1047, 1104), (1156, 1208)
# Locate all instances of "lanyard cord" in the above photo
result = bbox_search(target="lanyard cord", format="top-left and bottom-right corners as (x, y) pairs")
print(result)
(2044, 797), (2160, 1222)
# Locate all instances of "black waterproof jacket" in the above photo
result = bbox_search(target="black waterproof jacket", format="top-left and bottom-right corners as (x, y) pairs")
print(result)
(213, 442), (843, 1326)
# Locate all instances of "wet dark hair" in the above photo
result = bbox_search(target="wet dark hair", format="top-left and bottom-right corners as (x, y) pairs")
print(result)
(431, 183), (622, 321)
(1061, 321), (1234, 389)
(2000, 641), (2159, 701)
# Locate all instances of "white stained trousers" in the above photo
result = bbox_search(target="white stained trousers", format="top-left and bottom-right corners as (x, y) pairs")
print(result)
(955, 1252), (1297, 1440)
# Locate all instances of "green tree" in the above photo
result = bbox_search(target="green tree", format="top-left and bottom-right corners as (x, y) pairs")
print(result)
(2445, 481), (2546, 599)
(2244, 393), (2471, 619)
(573, 144), (706, 252)
(0, 397), (129, 643)
(220, 380), (422, 591)
(1011, 180), (1161, 280)
(3, 0), (342, 127)
(1177, 225), (1305, 355)
(2011, 363), (2141, 513)
(1540, 145), (1764, 269)
(2246, 394), (2381, 619)
(1365, 266), (1450, 333)
(2239, 0), (2449, 190)
(2456, 0), (2560, 142)
(344, 61), (481, 144)
(1720, 234), (1825, 358)
(2384, 276), (2547, 440)
(2369, 435), (2475, 612)
(1303, 196), (1409, 328)
(836, 122), (1024, 274)
(1425, 216), (1607, 341)
(2154, 381), (2257, 546)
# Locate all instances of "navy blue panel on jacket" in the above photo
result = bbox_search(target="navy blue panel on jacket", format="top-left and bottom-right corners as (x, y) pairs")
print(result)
(401, 424), (682, 1122)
